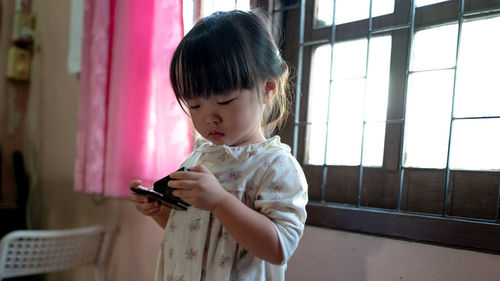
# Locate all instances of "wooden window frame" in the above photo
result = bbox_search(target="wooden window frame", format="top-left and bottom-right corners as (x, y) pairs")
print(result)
(277, 0), (500, 254)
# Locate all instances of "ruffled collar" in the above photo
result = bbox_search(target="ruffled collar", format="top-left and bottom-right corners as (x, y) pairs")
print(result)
(195, 135), (284, 160)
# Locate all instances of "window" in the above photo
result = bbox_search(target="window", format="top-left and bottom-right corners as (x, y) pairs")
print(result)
(276, 0), (500, 253)
(183, 0), (252, 33)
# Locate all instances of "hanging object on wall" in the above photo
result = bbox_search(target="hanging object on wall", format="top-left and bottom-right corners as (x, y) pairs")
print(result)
(6, 46), (31, 82)
(11, 11), (34, 43)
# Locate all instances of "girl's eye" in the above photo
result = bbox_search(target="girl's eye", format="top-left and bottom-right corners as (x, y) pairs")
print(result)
(189, 105), (200, 109)
(217, 98), (235, 105)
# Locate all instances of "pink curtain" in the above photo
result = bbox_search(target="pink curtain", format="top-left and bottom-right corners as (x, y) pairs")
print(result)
(75, 0), (192, 197)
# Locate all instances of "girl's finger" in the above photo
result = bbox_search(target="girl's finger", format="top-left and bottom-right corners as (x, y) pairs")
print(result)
(128, 193), (148, 203)
(172, 189), (193, 199)
(141, 203), (161, 212)
(129, 180), (142, 188)
(167, 179), (197, 189)
(169, 170), (198, 180)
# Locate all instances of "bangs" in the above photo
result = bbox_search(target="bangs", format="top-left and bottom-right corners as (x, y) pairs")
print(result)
(170, 15), (261, 102)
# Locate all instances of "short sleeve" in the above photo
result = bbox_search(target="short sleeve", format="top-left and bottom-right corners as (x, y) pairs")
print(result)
(254, 151), (308, 264)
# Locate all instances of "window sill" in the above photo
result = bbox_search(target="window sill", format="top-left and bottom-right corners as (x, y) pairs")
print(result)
(306, 201), (500, 255)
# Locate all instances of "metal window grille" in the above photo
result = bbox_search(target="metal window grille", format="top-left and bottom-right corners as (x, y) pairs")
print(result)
(282, 0), (500, 225)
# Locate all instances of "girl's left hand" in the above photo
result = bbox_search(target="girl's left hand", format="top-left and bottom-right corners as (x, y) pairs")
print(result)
(168, 165), (229, 211)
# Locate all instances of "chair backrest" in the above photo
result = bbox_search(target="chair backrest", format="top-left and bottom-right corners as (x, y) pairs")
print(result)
(0, 225), (109, 281)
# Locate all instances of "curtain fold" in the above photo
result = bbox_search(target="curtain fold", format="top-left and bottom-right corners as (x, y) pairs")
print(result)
(75, 0), (192, 197)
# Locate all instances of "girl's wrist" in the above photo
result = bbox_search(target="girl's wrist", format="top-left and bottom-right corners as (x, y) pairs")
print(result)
(211, 190), (233, 212)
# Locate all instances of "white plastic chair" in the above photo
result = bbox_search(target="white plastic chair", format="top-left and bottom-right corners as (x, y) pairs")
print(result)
(0, 225), (110, 281)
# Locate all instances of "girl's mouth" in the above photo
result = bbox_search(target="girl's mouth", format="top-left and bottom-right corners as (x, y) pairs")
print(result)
(208, 131), (225, 140)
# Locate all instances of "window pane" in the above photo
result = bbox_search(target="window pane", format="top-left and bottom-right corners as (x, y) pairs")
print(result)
(454, 16), (500, 118)
(332, 39), (367, 79)
(235, 0), (250, 11)
(404, 70), (454, 168)
(366, 36), (391, 121)
(306, 37), (391, 166)
(315, 0), (394, 27)
(335, 0), (395, 25)
(416, 0), (449, 7)
(314, 0), (334, 28)
(372, 0), (395, 19)
(306, 44), (332, 164)
(411, 24), (458, 71)
(328, 39), (367, 166)
(307, 123), (328, 164)
(450, 119), (500, 171)
(201, 0), (250, 18)
(327, 78), (365, 166)
(183, 0), (195, 33)
(335, 0), (370, 25)
(363, 35), (392, 167)
(362, 122), (386, 166)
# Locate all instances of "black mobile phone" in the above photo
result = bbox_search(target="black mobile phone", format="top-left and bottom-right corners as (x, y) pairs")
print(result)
(130, 167), (190, 211)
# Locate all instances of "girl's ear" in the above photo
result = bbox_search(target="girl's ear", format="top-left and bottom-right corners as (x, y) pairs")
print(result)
(264, 79), (277, 104)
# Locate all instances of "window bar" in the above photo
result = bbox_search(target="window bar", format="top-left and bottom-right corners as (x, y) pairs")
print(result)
(397, 0), (417, 211)
(408, 66), (456, 74)
(496, 185), (500, 222)
(302, 39), (331, 47)
(270, 0), (279, 43)
(371, 23), (411, 35)
(443, 0), (465, 217)
(453, 115), (500, 121)
(463, 6), (500, 18)
(272, 3), (300, 13)
(319, 0), (338, 202)
(292, 0), (307, 159)
(356, 0), (375, 207)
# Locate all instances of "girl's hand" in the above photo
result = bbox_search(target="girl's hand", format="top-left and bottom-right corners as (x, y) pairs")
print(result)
(128, 180), (166, 217)
(168, 165), (229, 211)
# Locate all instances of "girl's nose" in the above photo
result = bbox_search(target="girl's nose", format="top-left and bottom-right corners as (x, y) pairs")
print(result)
(205, 114), (221, 124)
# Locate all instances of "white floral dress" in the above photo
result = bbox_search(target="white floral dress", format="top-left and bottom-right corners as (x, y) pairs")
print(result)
(154, 136), (308, 281)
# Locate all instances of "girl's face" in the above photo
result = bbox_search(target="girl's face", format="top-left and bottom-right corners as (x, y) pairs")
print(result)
(186, 88), (266, 146)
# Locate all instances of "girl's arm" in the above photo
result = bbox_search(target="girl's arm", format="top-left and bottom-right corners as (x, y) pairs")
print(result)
(212, 193), (284, 264)
(169, 165), (284, 264)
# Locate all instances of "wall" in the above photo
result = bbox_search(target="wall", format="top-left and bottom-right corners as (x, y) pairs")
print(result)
(1, 1), (499, 281)
(1, 1), (163, 280)
(286, 226), (500, 281)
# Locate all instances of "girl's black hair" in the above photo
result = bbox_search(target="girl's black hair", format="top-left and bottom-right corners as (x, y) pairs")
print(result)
(170, 10), (290, 137)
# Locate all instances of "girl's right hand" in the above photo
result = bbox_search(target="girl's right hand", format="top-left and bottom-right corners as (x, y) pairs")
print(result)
(128, 180), (165, 217)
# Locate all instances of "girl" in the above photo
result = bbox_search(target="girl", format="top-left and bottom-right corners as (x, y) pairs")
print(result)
(128, 10), (308, 281)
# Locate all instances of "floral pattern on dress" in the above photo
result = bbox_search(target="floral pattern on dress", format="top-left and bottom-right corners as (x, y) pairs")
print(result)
(218, 153), (229, 162)
(168, 221), (177, 232)
(271, 156), (282, 166)
(246, 181), (256, 194)
(217, 229), (229, 241)
(218, 255), (231, 269)
(228, 169), (242, 180)
(189, 218), (201, 232)
(185, 248), (198, 261)
(216, 168), (243, 184)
